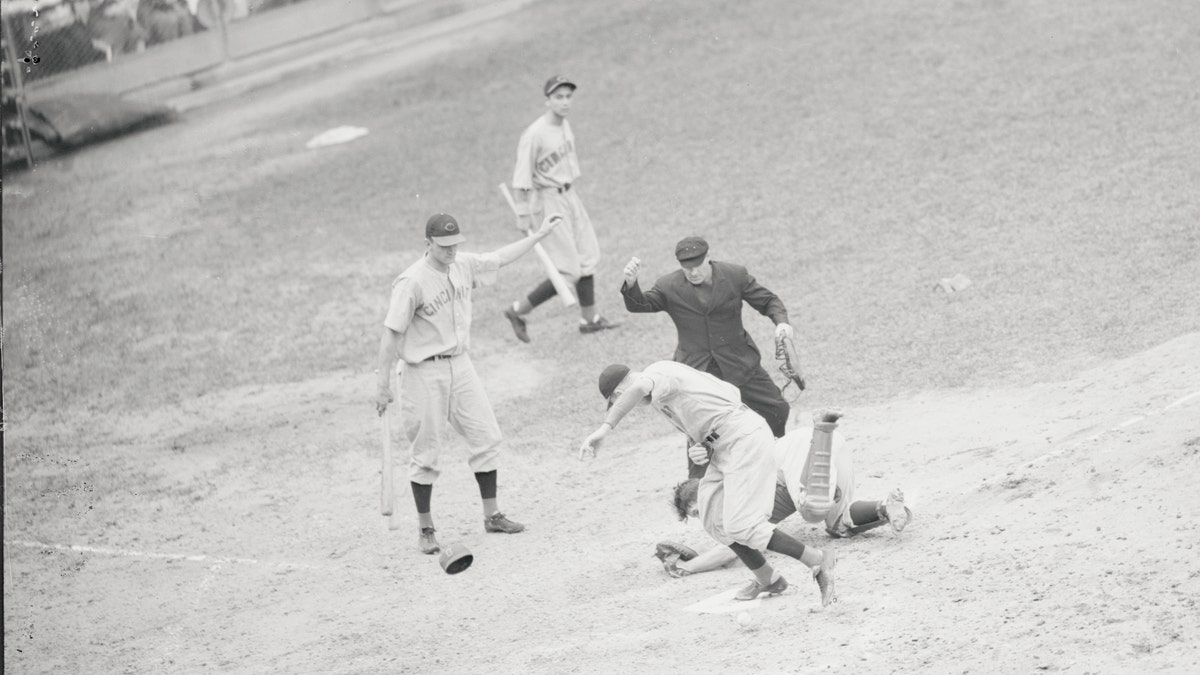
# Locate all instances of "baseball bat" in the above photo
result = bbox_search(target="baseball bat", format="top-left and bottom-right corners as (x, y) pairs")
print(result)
(380, 374), (395, 517)
(498, 183), (578, 307)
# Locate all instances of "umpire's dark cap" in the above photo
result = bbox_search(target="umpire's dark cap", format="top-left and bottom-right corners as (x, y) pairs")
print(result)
(544, 74), (577, 97)
(426, 213), (466, 246)
(675, 236), (709, 268)
(598, 364), (631, 404)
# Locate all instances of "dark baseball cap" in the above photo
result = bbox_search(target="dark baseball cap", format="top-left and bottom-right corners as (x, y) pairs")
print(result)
(598, 363), (631, 403)
(675, 236), (709, 267)
(544, 74), (577, 97)
(425, 213), (466, 246)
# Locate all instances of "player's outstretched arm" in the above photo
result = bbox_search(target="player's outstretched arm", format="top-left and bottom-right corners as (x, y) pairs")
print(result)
(491, 214), (563, 267)
(679, 546), (740, 575)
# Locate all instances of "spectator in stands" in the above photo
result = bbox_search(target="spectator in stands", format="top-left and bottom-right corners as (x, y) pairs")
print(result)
(137, 0), (194, 45)
(86, 0), (147, 55)
(21, 0), (107, 79)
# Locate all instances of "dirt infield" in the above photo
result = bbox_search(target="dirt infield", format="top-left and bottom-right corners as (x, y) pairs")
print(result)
(4, 0), (1199, 673)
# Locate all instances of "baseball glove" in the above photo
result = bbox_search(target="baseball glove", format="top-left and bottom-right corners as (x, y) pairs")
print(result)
(775, 334), (807, 393)
(654, 541), (698, 563)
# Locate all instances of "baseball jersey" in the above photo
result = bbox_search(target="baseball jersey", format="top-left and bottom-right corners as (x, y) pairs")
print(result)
(642, 361), (744, 442)
(512, 116), (580, 191)
(384, 252), (500, 364)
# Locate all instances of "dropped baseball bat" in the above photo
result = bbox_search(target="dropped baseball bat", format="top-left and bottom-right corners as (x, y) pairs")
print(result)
(498, 183), (578, 307)
(380, 398), (395, 517)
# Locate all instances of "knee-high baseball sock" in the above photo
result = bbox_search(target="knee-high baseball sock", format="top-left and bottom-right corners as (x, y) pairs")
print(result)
(474, 471), (499, 515)
(730, 543), (778, 584)
(767, 530), (823, 568)
(411, 482), (434, 528)
(525, 279), (558, 309)
(575, 275), (595, 307)
(849, 500), (883, 526)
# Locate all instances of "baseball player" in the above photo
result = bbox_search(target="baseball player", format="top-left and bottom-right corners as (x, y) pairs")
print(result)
(374, 211), (563, 555)
(655, 414), (913, 578)
(622, 237), (795, 479)
(503, 74), (619, 342)
(579, 361), (838, 605)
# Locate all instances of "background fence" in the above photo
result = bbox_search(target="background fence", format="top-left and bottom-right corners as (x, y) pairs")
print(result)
(2, 0), (390, 165)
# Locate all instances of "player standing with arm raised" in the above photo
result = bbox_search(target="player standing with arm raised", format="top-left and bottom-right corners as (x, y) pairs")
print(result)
(579, 361), (839, 605)
(374, 212), (562, 554)
(622, 237), (796, 477)
(503, 75), (620, 342)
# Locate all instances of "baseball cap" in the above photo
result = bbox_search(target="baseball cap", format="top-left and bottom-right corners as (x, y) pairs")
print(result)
(675, 236), (709, 268)
(598, 363), (631, 402)
(425, 213), (466, 246)
(544, 74), (577, 97)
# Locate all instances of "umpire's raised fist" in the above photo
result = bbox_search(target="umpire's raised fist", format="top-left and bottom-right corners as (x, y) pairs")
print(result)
(623, 256), (641, 285)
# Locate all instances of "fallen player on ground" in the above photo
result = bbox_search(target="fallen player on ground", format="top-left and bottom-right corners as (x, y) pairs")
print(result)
(655, 411), (913, 577)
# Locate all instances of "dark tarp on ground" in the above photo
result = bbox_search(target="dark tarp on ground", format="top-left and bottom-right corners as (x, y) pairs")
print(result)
(27, 93), (176, 147)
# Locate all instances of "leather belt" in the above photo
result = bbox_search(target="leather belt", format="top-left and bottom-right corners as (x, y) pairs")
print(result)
(540, 183), (571, 194)
(424, 354), (453, 362)
(703, 431), (720, 445)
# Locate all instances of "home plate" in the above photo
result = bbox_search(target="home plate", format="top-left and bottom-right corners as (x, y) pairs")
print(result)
(684, 587), (762, 614)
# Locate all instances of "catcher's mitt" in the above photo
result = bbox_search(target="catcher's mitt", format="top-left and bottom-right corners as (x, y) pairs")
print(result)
(654, 541), (698, 563)
(775, 334), (807, 393)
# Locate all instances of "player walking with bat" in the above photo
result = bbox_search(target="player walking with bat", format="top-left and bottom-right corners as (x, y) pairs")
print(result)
(502, 74), (620, 343)
(374, 211), (562, 554)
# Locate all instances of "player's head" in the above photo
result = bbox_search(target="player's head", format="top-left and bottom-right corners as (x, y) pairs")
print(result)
(543, 75), (576, 117)
(425, 213), (465, 264)
(675, 236), (711, 285)
(597, 363), (631, 409)
(671, 479), (700, 521)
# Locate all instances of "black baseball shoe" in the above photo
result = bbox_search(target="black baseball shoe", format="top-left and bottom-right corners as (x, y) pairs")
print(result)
(579, 315), (620, 334)
(418, 527), (441, 555)
(735, 575), (788, 601)
(503, 308), (530, 343)
(484, 512), (525, 534)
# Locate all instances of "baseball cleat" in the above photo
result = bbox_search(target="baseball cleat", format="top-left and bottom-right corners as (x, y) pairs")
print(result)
(735, 575), (788, 601)
(813, 547), (837, 607)
(418, 527), (441, 555)
(579, 315), (620, 334)
(503, 308), (530, 343)
(484, 512), (526, 534)
(882, 489), (912, 534)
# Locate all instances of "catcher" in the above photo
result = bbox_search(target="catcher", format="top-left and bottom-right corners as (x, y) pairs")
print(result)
(655, 411), (912, 578)
(622, 237), (805, 478)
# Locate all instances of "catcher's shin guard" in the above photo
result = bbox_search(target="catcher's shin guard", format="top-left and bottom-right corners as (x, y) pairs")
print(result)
(799, 409), (842, 522)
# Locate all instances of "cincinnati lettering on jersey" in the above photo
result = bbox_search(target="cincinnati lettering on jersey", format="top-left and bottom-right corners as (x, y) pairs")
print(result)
(420, 283), (470, 318)
(536, 138), (573, 175)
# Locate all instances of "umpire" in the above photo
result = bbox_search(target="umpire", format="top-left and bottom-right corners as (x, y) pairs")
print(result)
(621, 236), (795, 477)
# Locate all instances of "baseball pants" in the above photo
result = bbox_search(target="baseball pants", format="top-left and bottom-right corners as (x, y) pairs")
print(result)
(391, 354), (502, 484)
(533, 187), (599, 279)
(696, 408), (779, 551)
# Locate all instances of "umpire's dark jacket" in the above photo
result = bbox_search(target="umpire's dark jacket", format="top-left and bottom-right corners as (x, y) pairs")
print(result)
(620, 260), (789, 386)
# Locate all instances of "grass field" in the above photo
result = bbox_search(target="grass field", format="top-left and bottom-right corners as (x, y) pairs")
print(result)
(3, 0), (1199, 673)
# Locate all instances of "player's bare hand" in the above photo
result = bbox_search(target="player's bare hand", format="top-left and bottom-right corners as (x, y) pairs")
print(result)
(775, 323), (794, 341)
(373, 386), (394, 416)
(535, 213), (564, 237)
(579, 425), (609, 460)
(623, 256), (641, 285)
(687, 443), (711, 466)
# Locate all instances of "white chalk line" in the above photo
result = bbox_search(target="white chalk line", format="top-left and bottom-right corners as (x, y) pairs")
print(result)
(979, 388), (1200, 487)
(4, 539), (331, 571)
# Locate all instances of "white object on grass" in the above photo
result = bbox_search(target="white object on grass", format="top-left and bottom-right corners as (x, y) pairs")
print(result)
(306, 126), (369, 149)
